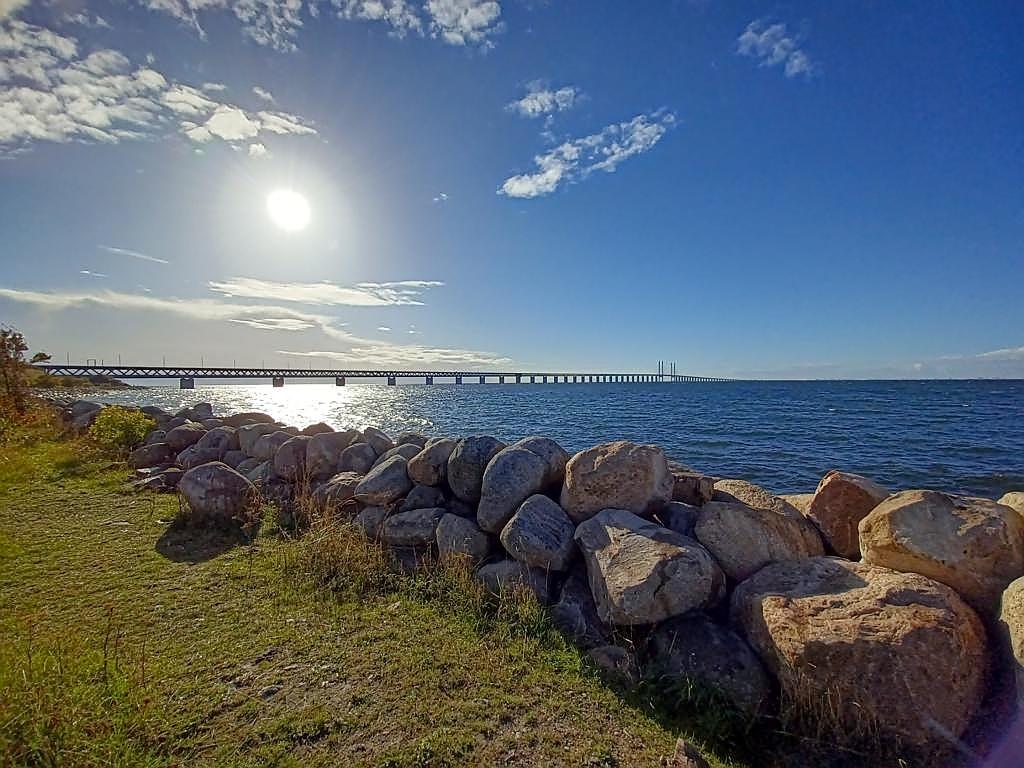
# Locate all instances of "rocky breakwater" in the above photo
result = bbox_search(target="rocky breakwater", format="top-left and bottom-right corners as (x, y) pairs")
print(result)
(85, 397), (1024, 760)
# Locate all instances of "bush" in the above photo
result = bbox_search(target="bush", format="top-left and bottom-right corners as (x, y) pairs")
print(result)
(89, 407), (154, 455)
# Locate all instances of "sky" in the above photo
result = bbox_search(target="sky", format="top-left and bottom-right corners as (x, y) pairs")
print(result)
(0, 0), (1022, 379)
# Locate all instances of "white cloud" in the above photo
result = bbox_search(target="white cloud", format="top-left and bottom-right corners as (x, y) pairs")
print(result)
(248, 142), (270, 158)
(736, 19), (818, 80)
(79, 269), (108, 278)
(425, 0), (501, 47)
(207, 277), (445, 306)
(279, 345), (512, 369)
(377, 326), (392, 331)
(62, 13), (113, 29)
(499, 110), (677, 198)
(0, 19), (317, 152)
(0, 0), (29, 21)
(507, 81), (580, 119)
(99, 245), (170, 264)
(332, 0), (422, 37)
(252, 84), (274, 102)
(230, 316), (315, 330)
(432, 192), (448, 203)
(202, 81), (227, 92)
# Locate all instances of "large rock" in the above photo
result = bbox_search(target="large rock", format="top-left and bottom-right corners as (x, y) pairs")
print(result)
(499, 494), (576, 571)
(128, 442), (174, 470)
(647, 614), (772, 716)
(301, 422), (333, 436)
(998, 492), (1024, 515)
(407, 438), (457, 486)
(731, 557), (988, 750)
(476, 560), (550, 603)
(550, 570), (612, 648)
(144, 429), (167, 446)
(355, 506), (389, 540)
(353, 455), (412, 506)
(668, 462), (715, 506)
(238, 423), (279, 456)
(381, 507), (445, 549)
(306, 429), (359, 480)
(694, 501), (825, 582)
(655, 501), (700, 538)
(476, 447), (548, 533)
(859, 490), (1024, 617)
(436, 514), (493, 564)
(338, 441), (377, 474)
(175, 445), (221, 471)
(512, 436), (570, 487)
(179, 462), (256, 526)
(805, 470), (889, 558)
(396, 432), (428, 448)
(235, 457), (262, 477)
(447, 436), (506, 503)
(251, 430), (294, 462)
(575, 508), (725, 625)
(399, 484), (446, 513)
(273, 435), (310, 482)
(371, 443), (421, 469)
(999, 576), (1024, 710)
(195, 426), (239, 457)
(222, 450), (246, 469)
(165, 423), (206, 452)
(222, 411), (275, 428)
(312, 471), (362, 512)
(560, 441), (673, 523)
(361, 426), (394, 456)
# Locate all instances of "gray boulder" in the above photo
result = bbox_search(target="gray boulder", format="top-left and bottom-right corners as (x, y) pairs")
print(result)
(313, 471), (362, 512)
(476, 560), (550, 603)
(195, 426), (239, 457)
(355, 506), (389, 540)
(301, 422), (333, 436)
(407, 438), (457, 486)
(400, 484), (446, 513)
(306, 429), (360, 480)
(435, 514), (493, 564)
(200, 418), (223, 429)
(575, 508), (725, 625)
(235, 457), (261, 476)
(477, 447), (549, 533)
(361, 426), (394, 456)
(550, 569), (612, 648)
(381, 507), (445, 548)
(512, 436), (570, 487)
(144, 429), (167, 446)
(273, 435), (310, 482)
(396, 432), (428, 448)
(371, 443), (421, 469)
(354, 455), (412, 506)
(647, 614), (772, 716)
(165, 423), (206, 452)
(251, 430), (294, 462)
(128, 442), (174, 470)
(176, 446), (221, 471)
(447, 436), (506, 503)
(339, 442), (378, 474)
(499, 494), (576, 571)
(245, 461), (272, 485)
(179, 461), (255, 526)
(656, 501), (700, 538)
(222, 450), (246, 469)
(238, 423), (278, 456)
(191, 402), (214, 420)
(222, 411), (275, 428)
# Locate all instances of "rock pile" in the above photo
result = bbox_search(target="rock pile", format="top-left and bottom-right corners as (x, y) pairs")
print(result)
(67, 398), (1024, 758)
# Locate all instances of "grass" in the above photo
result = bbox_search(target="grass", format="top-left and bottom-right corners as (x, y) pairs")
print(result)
(0, 415), (755, 768)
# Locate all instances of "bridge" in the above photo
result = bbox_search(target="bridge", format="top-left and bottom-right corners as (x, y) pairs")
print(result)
(35, 364), (732, 389)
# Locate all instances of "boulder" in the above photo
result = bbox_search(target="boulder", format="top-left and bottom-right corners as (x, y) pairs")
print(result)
(245, 461), (272, 485)
(712, 479), (800, 515)
(306, 430), (360, 480)
(381, 507), (445, 549)
(128, 442), (174, 470)
(512, 436), (570, 487)
(647, 614), (772, 716)
(165, 416), (188, 430)
(371, 443), (421, 469)
(200, 418), (223, 429)
(222, 411), (275, 428)
(179, 462), (256, 526)
(338, 442), (378, 474)
(731, 557), (988, 750)
(560, 441), (674, 523)
(999, 576), (1024, 710)
(586, 645), (640, 686)
(550, 569), (612, 648)
(998, 492), (1024, 515)
(361, 426), (394, 456)
(859, 490), (1024, 617)
(477, 447), (549, 533)
(251, 430), (294, 462)
(354, 455), (412, 506)
(499, 494), (576, 571)
(695, 500), (825, 582)
(396, 432), (428, 448)
(130, 466), (183, 492)
(191, 402), (214, 420)
(663, 740), (711, 768)
(448, 436), (506, 503)
(399, 484), (446, 513)
(312, 471), (362, 512)
(575, 508), (725, 625)
(476, 560), (550, 603)
(238, 423), (279, 456)
(144, 429), (167, 446)
(165, 423), (206, 452)
(176, 446), (222, 471)
(273, 435), (310, 482)
(222, 450), (246, 469)
(407, 438), (457, 486)
(235, 457), (262, 477)
(140, 405), (168, 419)
(436, 514), (493, 564)
(655, 501), (700, 538)
(355, 506), (389, 540)
(195, 426), (239, 457)
(668, 463), (715, 506)
(301, 422), (333, 436)
(805, 471), (889, 558)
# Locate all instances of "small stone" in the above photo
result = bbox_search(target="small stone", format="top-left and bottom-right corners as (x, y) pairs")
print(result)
(661, 739), (711, 768)
(586, 645), (640, 686)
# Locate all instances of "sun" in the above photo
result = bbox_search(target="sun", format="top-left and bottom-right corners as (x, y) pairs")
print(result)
(266, 189), (311, 232)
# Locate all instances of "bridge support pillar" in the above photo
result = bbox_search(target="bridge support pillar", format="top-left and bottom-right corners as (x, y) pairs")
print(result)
(272, 376), (284, 387)
(455, 376), (463, 385)
(179, 376), (195, 390)
(335, 375), (346, 386)
(515, 374), (521, 384)
(425, 376), (433, 385)
(479, 375), (486, 384)
(387, 376), (397, 386)
(542, 375), (548, 383)
(498, 375), (505, 384)
(529, 375), (535, 383)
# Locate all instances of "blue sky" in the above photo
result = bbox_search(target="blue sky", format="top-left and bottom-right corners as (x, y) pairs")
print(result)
(1, 0), (1021, 378)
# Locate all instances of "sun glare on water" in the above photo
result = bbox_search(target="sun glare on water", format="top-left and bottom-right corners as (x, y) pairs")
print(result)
(267, 189), (311, 232)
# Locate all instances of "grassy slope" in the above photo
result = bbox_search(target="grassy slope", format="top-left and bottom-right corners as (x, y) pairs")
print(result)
(0, 427), (750, 768)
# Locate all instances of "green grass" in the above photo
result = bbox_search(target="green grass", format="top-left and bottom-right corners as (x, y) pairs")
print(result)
(0, 420), (759, 768)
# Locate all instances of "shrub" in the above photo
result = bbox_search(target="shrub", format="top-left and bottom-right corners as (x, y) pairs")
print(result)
(89, 407), (154, 455)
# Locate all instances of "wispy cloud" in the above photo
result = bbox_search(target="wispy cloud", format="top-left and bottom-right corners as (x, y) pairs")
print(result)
(736, 19), (818, 80)
(507, 81), (580, 119)
(279, 345), (512, 369)
(229, 317), (317, 331)
(248, 142), (270, 158)
(99, 244), (169, 264)
(0, 20), (316, 153)
(252, 85), (274, 103)
(208, 277), (445, 307)
(377, 326), (392, 332)
(499, 110), (677, 198)
(0, 0), (29, 21)
(79, 269), (107, 278)
(425, 0), (503, 47)
(433, 191), (448, 203)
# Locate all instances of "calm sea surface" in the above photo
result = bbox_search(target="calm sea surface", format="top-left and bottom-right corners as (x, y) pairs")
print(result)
(70, 379), (1024, 498)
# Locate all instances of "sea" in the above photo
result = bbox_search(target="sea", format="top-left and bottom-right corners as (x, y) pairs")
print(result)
(64, 379), (1024, 499)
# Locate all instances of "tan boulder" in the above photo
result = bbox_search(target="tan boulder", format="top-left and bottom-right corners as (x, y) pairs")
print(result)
(778, 493), (813, 514)
(999, 576), (1024, 710)
(806, 470), (890, 558)
(560, 441), (674, 523)
(999, 491), (1024, 515)
(731, 557), (987, 750)
(859, 490), (1024, 617)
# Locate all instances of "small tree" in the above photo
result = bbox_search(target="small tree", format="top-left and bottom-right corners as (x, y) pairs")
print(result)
(0, 325), (31, 413)
(89, 407), (155, 455)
